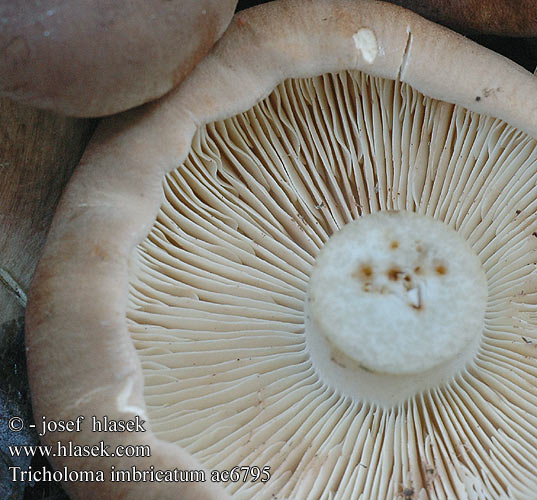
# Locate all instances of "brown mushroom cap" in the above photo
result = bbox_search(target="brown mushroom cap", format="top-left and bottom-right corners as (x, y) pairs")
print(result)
(0, 0), (237, 117)
(27, 1), (537, 498)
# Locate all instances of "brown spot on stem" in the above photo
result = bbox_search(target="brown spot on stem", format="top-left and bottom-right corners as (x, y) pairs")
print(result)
(390, 240), (399, 249)
(353, 263), (373, 281)
(387, 267), (402, 281)
(435, 264), (447, 275)
(362, 265), (373, 278)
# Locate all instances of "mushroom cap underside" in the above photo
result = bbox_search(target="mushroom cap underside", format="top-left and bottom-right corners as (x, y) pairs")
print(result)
(26, 1), (537, 499)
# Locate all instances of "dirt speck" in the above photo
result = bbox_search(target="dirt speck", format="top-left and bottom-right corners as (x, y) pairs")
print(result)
(403, 487), (415, 500)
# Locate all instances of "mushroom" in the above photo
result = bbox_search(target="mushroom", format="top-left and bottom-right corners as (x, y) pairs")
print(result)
(0, 0), (237, 116)
(27, 1), (537, 499)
